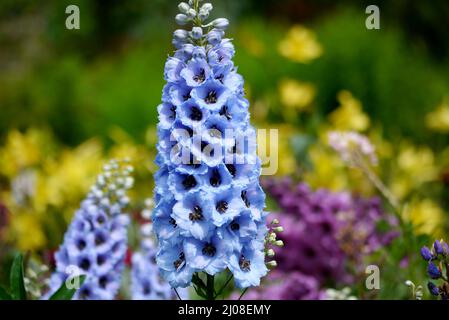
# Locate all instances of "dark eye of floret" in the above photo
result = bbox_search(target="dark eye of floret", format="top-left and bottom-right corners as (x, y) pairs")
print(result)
(208, 125), (223, 138)
(173, 252), (185, 270)
(169, 218), (178, 228)
(218, 55), (224, 62)
(226, 164), (236, 177)
(210, 169), (221, 187)
(95, 233), (106, 246)
(97, 215), (105, 224)
(99, 276), (109, 289)
(193, 68), (206, 83)
(79, 287), (91, 299)
(219, 105), (232, 120)
(143, 283), (151, 295)
(241, 191), (250, 207)
(76, 239), (86, 250)
(190, 106), (203, 121)
(183, 92), (191, 101)
(182, 175), (197, 190)
(239, 256), (251, 272)
(205, 90), (217, 104)
(202, 244), (217, 257)
(189, 205), (203, 221)
(169, 105), (177, 119)
(215, 74), (224, 84)
(231, 222), (240, 231)
(97, 255), (106, 265)
(216, 201), (228, 213)
(79, 258), (91, 271)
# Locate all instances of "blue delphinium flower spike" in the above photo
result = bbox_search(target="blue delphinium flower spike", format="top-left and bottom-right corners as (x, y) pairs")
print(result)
(131, 199), (188, 300)
(152, 0), (269, 291)
(46, 159), (134, 300)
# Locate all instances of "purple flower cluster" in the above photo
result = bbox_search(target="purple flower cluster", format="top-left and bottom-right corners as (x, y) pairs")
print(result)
(421, 240), (449, 300)
(262, 178), (397, 286)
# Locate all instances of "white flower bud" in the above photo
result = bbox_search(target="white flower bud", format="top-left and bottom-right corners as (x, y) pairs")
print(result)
(175, 13), (190, 25)
(271, 218), (279, 225)
(178, 2), (190, 14)
(266, 249), (275, 257)
(187, 8), (197, 18)
(274, 226), (284, 232)
(212, 18), (229, 30)
(173, 29), (189, 40)
(201, 3), (213, 12)
(266, 260), (277, 268)
(191, 27), (203, 39)
(274, 240), (284, 247)
(198, 9), (209, 21)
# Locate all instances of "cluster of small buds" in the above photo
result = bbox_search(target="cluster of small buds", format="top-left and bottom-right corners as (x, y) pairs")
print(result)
(24, 260), (50, 299)
(328, 131), (378, 166)
(131, 199), (188, 300)
(421, 239), (449, 300)
(324, 287), (357, 300)
(173, 0), (229, 48)
(404, 280), (424, 300)
(46, 159), (133, 300)
(265, 219), (284, 269)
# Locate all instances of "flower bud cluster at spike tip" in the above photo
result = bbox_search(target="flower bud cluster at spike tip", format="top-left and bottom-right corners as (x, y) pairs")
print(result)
(45, 159), (134, 300)
(153, 0), (268, 290)
(265, 219), (284, 269)
(172, 0), (229, 49)
(131, 199), (188, 300)
(421, 239), (449, 300)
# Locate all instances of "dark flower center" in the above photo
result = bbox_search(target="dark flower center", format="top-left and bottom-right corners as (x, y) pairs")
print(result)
(99, 276), (109, 289)
(95, 233), (106, 246)
(239, 256), (251, 272)
(241, 191), (250, 207)
(208, 125), (223, 138)
(226, 164), (236, 177)
(97, 215), (105, 224)
(169, 217), (177, 228)
(210, 169), (221, 187)
(215, 74), (224, 83)
(216, 201), (228, 213)
(97, 255), (106, 265)
(231, 222), (240, 231)
(182, 175), (197, 190)
(76, 239), (86, 250)
(193, 68), (206, 83)
(79, 287), (91, 299)
(143, 283), (151, 295)
(173, 252), (185, 270)
(79, 258), (91, 271)
(169, 105), (177, 119)
(183, 92), (191, 101)
(205, 90), (217, 104)
(189, 205), (203, 221)
(202, 244), (217, 257)
(190, 106), (203, 121)
(219, 105), (232, 120)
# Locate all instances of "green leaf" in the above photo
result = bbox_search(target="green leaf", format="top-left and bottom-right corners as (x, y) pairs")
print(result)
(10, 254), (26, 300)
(0, 286), (12, 300)
(49, 275), (86, 300)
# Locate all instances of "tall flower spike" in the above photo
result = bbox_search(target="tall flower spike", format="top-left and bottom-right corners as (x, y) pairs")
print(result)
(153, 0), (269, 293)
(46, 159), (133, 300)
(131, 199), (188, 300)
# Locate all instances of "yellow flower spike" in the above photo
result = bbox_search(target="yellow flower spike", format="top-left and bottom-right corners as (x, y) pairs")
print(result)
(329, 91), (370, 132)
(279, 78), (316, 111)
(426, 98), (449, 133)
(278, 25), (323, 63)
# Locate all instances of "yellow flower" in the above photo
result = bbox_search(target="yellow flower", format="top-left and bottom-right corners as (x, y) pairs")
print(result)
(402, 199), (445, 237)
(329, 91), (370, 132)
(238, 29), (265, 57)
(257, 124), (296, 176)
(278, 25), (323, 63)
(426, 99), (449, 133)
(279, 79), (315, 111)
(8, 213), (46, 251)
(390, 143), (438, 199)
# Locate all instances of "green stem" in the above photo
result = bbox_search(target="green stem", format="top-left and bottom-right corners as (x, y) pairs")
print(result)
(206, 274), (215, 300)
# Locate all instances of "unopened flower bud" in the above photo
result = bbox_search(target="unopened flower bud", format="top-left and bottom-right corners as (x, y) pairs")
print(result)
(178, 2), (190, 14)
(271, 218), (279, 225)
(267, 249), (275, 257)
(191, 27), (203, 39)
(274, 226), (284, 232)
(198, 9), (209, 21)
(212, 18), (229, 30)
(274, 240), (284, 247)
(187, 8), (196, 18)
(201, 3), (213, 12)
(266, 260), (277, 268)
(175, 14), (190, 26)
